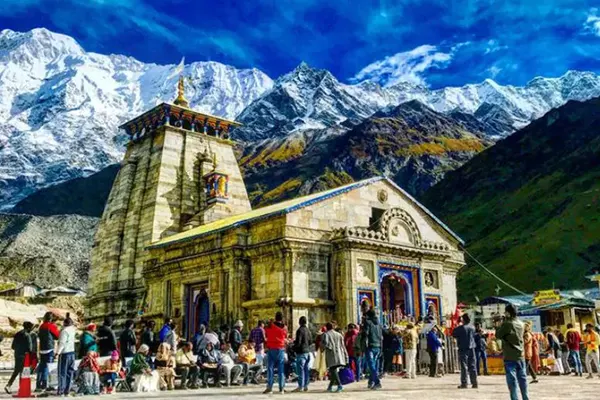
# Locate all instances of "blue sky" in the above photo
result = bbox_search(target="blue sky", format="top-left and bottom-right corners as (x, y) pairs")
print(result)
(1, 0), (600, 88)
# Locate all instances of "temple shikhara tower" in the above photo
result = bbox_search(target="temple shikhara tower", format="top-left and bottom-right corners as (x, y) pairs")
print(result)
(87, 78), (466, 333)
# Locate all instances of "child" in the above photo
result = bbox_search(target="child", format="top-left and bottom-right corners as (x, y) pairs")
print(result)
(391, 326), (403, 374)
(101, 350), (122, 394)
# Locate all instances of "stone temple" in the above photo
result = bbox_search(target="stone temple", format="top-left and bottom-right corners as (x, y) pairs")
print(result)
(87, 82), (466, 333)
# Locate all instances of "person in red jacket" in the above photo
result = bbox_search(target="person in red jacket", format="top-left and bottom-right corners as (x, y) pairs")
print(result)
(344, 324), (361, 382)
(263, 312), (288, 394)
(36, 312), (60, 391)
(565, 323), (583, 376)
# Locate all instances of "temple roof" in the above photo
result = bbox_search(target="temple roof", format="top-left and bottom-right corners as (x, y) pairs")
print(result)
(148, 176), (464, 249)
(119, 102), (241, 139)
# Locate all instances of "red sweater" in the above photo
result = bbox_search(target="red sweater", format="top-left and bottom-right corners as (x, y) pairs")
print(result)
(265, 322), (287, 350)
(566, 329), (581, 351)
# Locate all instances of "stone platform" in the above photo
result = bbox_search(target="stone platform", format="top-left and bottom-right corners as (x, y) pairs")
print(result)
(2, 373), (595, 399)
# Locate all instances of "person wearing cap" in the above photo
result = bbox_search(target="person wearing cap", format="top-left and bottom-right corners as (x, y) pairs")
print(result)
(79, 323), (98, 359)
(229, 320), (244, 353)
(101, 350), (122, 394)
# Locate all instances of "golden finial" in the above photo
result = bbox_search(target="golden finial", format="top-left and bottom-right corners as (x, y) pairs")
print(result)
(174, 75), (189, 108)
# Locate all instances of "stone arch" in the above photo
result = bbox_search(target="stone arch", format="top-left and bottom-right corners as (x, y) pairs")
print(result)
(379, 208), (422, 245)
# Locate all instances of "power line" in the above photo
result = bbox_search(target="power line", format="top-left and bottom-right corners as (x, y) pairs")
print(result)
(461, 246), (528, 296)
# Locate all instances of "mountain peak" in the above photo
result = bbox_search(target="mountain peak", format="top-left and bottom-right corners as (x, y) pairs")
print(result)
(0, 27), (84, 61)
(279, 61), (332, 84)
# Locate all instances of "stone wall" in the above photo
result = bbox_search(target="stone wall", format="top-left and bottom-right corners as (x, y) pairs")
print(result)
(88, 123), (252, 325)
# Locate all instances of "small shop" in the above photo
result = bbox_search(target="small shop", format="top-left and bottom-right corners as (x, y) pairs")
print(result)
(471, 288), (599, 375)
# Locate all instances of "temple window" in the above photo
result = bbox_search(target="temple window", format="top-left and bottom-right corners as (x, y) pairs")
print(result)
(369, 207), (385, 231)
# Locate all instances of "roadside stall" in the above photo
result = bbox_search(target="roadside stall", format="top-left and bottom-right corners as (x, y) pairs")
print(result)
(473, 289), (598, 375)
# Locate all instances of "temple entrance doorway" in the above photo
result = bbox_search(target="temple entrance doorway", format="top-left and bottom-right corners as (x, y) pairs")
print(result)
(381, 274), (411, 325)
(185, 283), (210, 340)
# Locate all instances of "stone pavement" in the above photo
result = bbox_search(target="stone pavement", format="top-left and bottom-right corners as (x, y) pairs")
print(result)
(4, 374), (598, 400)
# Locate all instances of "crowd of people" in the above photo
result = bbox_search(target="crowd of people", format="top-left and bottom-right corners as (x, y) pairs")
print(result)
(3, 299), (457, 396)
(5, 301), (600, 397)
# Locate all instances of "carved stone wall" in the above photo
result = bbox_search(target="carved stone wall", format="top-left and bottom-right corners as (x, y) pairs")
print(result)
(87, 124), (252, 325)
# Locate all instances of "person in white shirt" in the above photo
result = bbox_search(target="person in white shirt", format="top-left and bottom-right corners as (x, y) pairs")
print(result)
(220, 343), (243, 386)
(175, 342), (199, 389)
(56, 313), (77, 396)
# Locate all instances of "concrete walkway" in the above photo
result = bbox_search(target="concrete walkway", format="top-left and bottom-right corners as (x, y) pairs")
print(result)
(3, 373), (597, 399)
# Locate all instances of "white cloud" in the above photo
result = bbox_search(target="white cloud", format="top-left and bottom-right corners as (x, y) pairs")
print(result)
(351, 44), (454, 87)
(487, 65), (502, 79)
(584, 8), (600, 36)
(484, 39), (507, 54)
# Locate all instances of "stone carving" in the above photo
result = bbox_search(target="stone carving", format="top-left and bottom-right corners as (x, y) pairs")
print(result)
(377, 189), (388, 203)
(388, 219), (413, 245)
(331, 206), (451, 253)
(356, 259), (375, 283)
(424, 270), (439, 289)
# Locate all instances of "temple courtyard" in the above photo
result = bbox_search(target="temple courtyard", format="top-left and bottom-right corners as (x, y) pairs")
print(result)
(4, 374), (595, 399)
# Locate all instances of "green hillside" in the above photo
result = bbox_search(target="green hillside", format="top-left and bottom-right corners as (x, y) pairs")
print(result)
(421, 98), (600, 302)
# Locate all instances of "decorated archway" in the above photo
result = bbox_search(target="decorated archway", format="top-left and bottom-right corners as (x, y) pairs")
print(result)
(378, 262), (423, 320)
(380, 269), (414, 318)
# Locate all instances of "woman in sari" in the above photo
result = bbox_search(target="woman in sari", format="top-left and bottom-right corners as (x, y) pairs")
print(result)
(130, 344), (160, 392)
(77, 351), (101, 395)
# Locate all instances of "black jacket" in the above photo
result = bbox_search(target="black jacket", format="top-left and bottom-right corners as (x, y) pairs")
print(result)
(97, 325), (117, 356)
(38, 322), (59, 352)
(141, 328), (156, 353)
(12, 329), (32, 357)
(361, 313), (382, 348)
(294, 325), (312, 354)
(119, 328), (137, 358)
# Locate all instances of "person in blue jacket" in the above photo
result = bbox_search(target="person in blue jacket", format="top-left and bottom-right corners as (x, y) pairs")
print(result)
(427, 326), (443, 377)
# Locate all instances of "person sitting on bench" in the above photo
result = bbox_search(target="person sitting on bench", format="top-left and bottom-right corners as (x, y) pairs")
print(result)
(175, 342), (199, 389)
(238, 340), (262, 385)
(199, 342), (221, 388)
(221, 343), (244, 386)
(101, 350), (121, 394)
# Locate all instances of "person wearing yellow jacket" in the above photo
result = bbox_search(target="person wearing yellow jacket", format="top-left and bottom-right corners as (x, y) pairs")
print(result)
(583, 324), (600, 379)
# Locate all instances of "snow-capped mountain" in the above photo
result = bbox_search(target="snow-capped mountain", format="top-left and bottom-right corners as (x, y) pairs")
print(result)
(235, 63), (429, 141)
(0, 28), (273, 209)
(236, 64), (600, 141)
(3, 28), (600, 210)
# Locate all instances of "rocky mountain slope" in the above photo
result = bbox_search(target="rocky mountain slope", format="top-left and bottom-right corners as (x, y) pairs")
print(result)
(0, 213), (98, 289)
(421, 97), (600, 301)
(242, 100), (493, 205)
(12, 164), (119, 217)
(0, 28), (273, 209)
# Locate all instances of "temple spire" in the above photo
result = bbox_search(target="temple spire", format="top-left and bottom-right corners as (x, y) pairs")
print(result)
(174, 75), (189, 108)
(170, 57), (189, 108)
